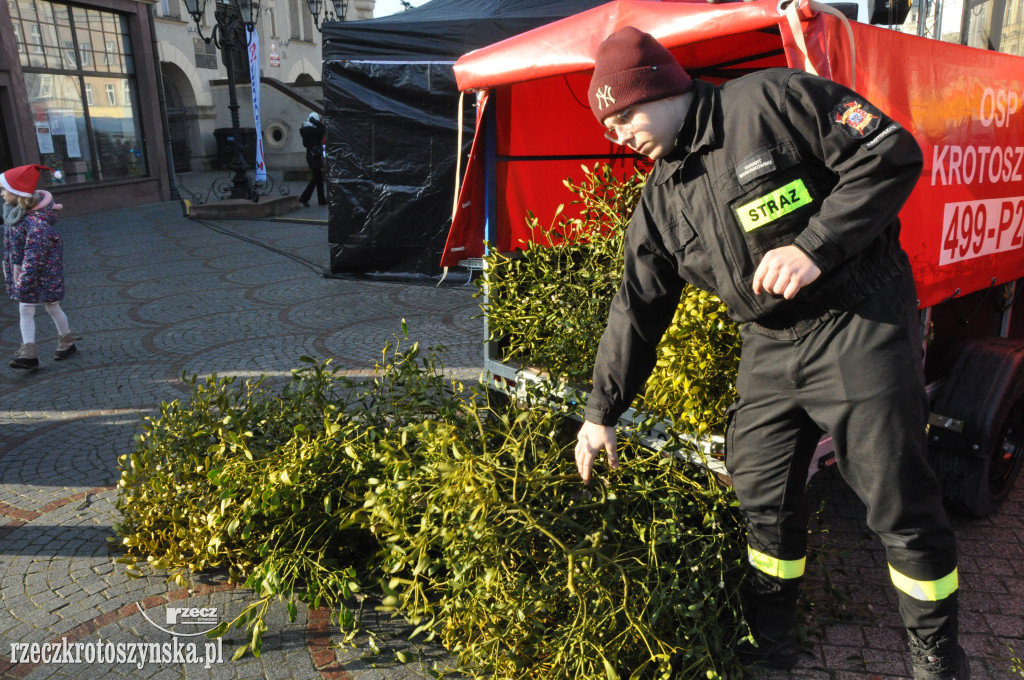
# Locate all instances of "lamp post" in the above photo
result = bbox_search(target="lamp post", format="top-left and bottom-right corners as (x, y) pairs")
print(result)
(183, 0), (260, 200)
(307, 0), (347, 32)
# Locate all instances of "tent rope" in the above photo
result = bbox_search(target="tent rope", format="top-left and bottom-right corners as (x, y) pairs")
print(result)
(782, 0), (856, 90)
(439, 89), (468, 286)
(811, 0), (857, 90)
(453, 89), (465, 221)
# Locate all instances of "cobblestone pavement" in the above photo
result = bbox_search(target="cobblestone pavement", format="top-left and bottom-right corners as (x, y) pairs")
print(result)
(0, 200), (479, 680)
(0, 197), (1022, 679)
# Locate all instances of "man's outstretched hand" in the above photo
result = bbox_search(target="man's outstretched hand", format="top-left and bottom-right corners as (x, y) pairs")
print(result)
(575, 421), (618, 484)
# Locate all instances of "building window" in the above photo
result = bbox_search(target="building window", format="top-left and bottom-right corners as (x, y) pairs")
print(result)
(302, 7), (313, 41)
(39, 74), (54, 98)
(9, 0), (147, 185)
(30, 25), (44, 55)
(61, 40), (78, 68)
(160, 0), (181, 19)
(288, 0), (301, 39)
(288, 0), (314, 40)
(964, 0), (1024, 55)
(1003, 0), (1023, 54)
(13, 24), (25, 56)
(11, 0), (71, 68)
(194, 37), (218, 69)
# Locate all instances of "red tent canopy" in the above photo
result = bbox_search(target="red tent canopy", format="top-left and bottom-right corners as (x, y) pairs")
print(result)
(452, 0), (791, 91)
(442, 0), (1024, 310)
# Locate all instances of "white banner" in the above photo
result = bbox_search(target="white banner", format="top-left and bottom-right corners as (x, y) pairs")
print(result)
(247, 27), (266, 182)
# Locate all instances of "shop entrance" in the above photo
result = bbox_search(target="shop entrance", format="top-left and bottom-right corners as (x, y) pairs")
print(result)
(162, 72), (194, 173)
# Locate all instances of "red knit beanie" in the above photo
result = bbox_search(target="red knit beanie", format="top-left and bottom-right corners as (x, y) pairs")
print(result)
(588, 27), (693, 123)
(0, 164), (58, 197)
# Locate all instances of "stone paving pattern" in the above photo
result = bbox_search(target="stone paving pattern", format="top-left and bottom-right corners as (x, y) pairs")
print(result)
(0, 197), (1021, 679)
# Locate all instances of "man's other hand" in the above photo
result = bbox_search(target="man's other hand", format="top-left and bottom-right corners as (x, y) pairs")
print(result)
(575, 421), (618, 484)
(752, 245), (822, 299)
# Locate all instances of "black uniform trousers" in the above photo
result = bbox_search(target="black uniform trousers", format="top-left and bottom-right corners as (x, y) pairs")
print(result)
(300, 150), (325, 206)
(725, 267), (958, 640)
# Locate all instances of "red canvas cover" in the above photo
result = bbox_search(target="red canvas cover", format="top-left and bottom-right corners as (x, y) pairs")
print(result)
(441, 91), (490, 265)
(443, 0), (1024, 309)
(836, 21), (1024, 308)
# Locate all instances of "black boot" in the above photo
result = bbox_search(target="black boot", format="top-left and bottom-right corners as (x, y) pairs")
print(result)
(735, 620), (799, 669)
(10, 343), (40, 370)
(54, 333), (77, 360)
(909, 632), (970, 680)
(735, 572), (800, 669)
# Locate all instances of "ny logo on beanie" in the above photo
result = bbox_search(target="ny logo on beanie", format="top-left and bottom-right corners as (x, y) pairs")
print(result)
(587, 26), (694, 123)
(595, 85), (616, 110)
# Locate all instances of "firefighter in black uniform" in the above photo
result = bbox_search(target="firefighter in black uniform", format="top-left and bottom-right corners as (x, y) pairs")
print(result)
(573, 26), (968, 678)
(299, 112), (326, 208)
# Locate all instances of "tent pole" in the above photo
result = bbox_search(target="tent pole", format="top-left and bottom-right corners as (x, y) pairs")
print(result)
(483, 96), (499, 366)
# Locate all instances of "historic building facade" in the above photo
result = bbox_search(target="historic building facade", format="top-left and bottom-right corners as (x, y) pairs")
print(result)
(1, 0), (170, 214)
(1, 0), (376, 215)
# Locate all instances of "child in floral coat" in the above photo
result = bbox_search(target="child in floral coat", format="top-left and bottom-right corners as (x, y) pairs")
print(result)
(2, 164), (76, 370)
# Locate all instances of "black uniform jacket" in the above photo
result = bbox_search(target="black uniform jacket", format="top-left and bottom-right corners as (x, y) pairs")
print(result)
(300, 122), (325, 168)
(584, 68), (924, 427)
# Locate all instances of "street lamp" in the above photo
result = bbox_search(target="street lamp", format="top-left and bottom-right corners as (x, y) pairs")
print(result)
(183, 0), (261, 200)
(307, 0), (347, 32)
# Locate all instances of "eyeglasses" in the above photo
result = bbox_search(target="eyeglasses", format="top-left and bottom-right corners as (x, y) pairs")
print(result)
(603, 106), (635, 143)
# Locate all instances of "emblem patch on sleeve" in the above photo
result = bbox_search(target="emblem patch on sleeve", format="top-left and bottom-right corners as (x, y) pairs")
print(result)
(832, 98), (881, 138)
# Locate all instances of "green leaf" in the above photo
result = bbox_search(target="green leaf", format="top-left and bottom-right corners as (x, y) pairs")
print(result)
(206, 623), (228, 638)
(627, 660), (651, 680)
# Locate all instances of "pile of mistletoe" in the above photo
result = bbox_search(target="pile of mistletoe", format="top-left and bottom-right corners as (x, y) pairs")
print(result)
(115, 165), (752, 679)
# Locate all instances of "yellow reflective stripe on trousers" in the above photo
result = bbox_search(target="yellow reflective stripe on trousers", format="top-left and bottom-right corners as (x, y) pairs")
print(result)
(747, 547), (805, 579)
(888, 565), (959, 601)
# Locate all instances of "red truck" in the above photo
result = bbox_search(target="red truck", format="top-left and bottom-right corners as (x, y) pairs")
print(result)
(441, 0), (1024, 517)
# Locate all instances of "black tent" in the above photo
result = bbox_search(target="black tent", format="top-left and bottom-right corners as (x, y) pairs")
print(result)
(322, 0), (610, 277)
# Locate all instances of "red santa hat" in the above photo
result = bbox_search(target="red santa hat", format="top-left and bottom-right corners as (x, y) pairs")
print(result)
(0, 164), (62, 197)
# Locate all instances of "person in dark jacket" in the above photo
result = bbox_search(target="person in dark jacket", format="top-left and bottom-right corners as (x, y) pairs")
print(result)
(298, 112), (326, 207)
(573, 27), (967, 679)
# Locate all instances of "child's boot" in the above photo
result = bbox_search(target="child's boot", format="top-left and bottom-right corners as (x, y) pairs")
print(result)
(10, 343), (40, 370)
(54, 334), (77, 361)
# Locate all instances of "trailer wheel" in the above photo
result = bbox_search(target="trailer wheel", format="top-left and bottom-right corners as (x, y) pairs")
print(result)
(928, 338), (1024, 517)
